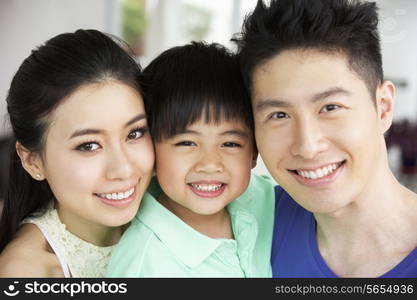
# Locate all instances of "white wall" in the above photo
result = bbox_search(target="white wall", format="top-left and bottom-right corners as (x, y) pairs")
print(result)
(377, 0), (417, 122)
(0, 0), (120, 138)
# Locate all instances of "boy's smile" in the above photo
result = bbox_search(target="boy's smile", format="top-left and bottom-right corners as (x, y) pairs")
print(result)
(188, 180), (227, 198)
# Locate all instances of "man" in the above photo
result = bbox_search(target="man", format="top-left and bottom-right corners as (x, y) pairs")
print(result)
(234, 0), (417, 277)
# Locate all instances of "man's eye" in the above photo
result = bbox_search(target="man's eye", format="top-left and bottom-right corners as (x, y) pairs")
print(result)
(174, 141), (196, 146)
(270, 112), (289, 119)
(76, 142), (100, 152)
(222, 142), (242, 148)
(320, 104), (340, 113)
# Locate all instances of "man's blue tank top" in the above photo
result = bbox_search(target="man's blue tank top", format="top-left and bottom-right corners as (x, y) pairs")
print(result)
(271, 186), (417, 277)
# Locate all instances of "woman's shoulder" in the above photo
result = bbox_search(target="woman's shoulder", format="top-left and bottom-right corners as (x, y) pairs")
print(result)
(0, 223), (64, 277)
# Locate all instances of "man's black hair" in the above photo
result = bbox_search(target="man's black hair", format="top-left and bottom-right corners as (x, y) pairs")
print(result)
(233, 0), (383, 96)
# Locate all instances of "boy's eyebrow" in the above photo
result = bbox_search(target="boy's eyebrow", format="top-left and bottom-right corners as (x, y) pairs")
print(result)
(175, 129), (201, 136)
(69, 113), (147, 139)
(172, 129), (249, 138)
(255, 86), (351, 112)
(219, 129), (249, 138)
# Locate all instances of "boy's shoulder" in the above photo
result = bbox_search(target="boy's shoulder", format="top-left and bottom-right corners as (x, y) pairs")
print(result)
(245, 172), (277, 199)
(107, 219), (158, 277)
(249, 172), (277, 187)
(231, 172), (276, 217)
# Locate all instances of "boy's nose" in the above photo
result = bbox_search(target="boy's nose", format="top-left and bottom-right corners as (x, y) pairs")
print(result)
(194, 151), (224, 173)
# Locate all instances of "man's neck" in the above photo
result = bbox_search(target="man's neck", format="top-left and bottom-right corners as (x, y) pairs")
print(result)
(314, 168), (417, 277)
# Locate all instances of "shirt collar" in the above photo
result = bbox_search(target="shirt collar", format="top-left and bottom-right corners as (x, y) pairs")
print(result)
(137, 178), (223, 268)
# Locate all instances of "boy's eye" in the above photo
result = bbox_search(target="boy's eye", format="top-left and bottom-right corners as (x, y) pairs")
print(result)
(174, 141), (196, 147)
(222, 142), (242, 148)
(270, 111), (289, 119)
(320, 104), (340, 113)
(76, 142), (101, 152)
(127, 127), (147, 141)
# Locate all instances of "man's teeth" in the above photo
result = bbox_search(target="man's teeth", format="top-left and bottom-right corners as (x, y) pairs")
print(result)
(296, 163), (341, 179)
(97, 188), (134, 200)
(190, 183), (223, 192)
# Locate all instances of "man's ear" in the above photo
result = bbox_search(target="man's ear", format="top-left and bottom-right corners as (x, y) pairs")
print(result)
(15, 141), (45, 181)
(376, 80), (395, 134)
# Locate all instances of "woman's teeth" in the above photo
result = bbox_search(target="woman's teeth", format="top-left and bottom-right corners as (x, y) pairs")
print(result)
(96, 187), (134, 200)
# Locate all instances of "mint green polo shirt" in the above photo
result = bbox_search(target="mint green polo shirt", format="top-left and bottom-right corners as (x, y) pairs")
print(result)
(106, 173), (275, 277)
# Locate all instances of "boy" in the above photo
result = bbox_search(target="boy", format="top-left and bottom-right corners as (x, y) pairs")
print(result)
(107, 42), (275, 277)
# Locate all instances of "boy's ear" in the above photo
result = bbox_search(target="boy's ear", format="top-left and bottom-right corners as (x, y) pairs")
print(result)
(15, 141), (45, 181)
(376, 80), (395, 134)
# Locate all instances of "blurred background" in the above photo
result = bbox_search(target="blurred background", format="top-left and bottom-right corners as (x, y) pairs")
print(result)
(1, 0), (417, 211)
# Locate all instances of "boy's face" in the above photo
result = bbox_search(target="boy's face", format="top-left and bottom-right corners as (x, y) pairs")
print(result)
(251, 49), (394, 214)
(155, 118), (255, 217)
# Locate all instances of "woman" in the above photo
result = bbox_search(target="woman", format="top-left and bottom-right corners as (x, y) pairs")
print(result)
(0, 29), (154, 277)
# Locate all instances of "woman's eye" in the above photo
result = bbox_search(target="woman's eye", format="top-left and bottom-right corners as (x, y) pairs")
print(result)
(127, 127), (147, 140)
(222, 142), (242, 148)
(320, 104), (340, 113)
(175, 141), (196, 147)
(270, 111), (289, 119)
(76, 142), (100, 152)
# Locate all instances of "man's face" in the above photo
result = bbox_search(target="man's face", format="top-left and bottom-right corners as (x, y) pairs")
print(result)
(251, 49), (393, 214)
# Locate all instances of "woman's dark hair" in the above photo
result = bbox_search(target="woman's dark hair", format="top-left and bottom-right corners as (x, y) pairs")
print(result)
(141, 41), (253, 142)
(0, 29), (142, 252)
(233, 0), (383, 97)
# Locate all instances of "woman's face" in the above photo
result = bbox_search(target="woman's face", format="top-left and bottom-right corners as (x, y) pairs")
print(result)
(37, 81), (154, 242)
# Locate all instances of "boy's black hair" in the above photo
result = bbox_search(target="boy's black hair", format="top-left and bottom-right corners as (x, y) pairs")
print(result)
(233, 0), (383, 97)
(141, 42), (253, 142)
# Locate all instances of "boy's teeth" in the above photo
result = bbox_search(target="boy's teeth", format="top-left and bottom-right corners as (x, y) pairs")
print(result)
(296, 163), (341, 179)
(97, 188), (134, 200)
(190, 183), (223, 192)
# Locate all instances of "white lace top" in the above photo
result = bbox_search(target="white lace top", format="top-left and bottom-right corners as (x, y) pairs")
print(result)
(22, 207), (115, 277)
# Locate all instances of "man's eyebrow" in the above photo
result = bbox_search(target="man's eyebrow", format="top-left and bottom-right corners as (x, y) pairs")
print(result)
(255, 87), (351, 112)
(311, 87), (351, 103)
(255, 99), (291, 112)
(69, 113), (147, 139)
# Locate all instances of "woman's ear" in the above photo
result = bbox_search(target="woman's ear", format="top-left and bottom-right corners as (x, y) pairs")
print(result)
(15, 141), (45, 181)
(376, 80), (395, 134)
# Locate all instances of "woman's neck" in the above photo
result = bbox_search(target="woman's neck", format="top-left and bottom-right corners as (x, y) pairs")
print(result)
(56, 206), (124, 247)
